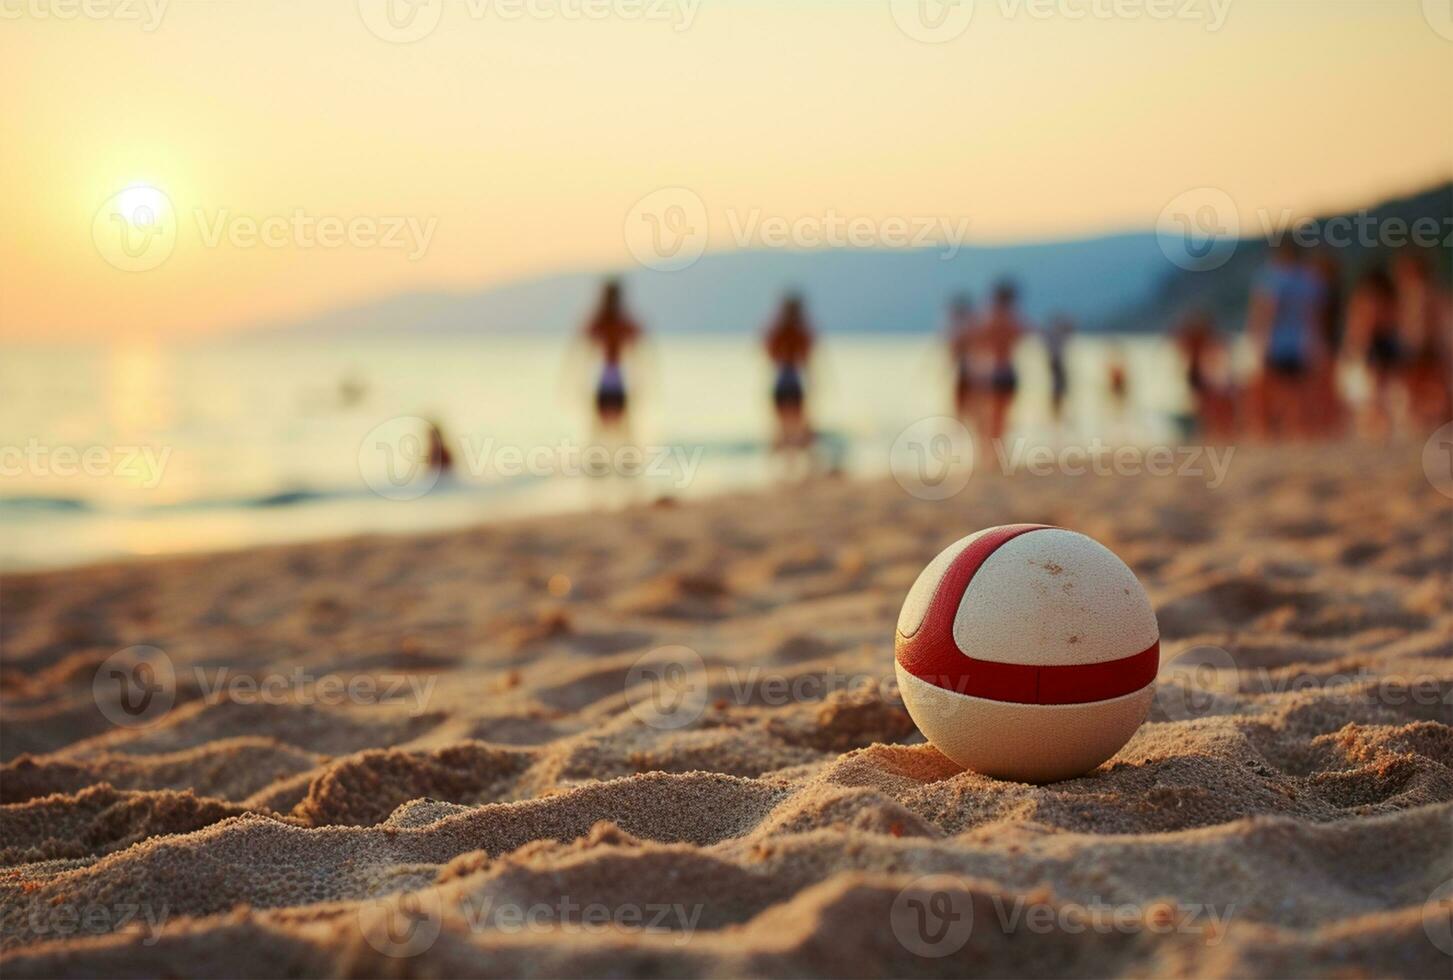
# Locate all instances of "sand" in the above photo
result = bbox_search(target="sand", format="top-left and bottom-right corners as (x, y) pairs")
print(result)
(1, 443), (1450, 978)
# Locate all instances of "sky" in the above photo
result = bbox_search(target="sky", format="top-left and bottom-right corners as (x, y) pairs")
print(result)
(3, 0), (1450, 340)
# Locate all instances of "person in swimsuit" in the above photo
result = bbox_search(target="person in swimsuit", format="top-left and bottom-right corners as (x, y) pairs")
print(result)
(1394, 252), (1453, 430)
(1344, 266), (1406, 439)
(764, 293), (816, 452)
(582, 279), (642, 430)
(1247, 242), (1324, 439)
(978, 279), (1027, 442)
(945, 294), (980, 425)
(1045, 315), (1072, 426)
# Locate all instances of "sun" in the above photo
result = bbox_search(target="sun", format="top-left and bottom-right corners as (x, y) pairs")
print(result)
(113, 183), (171, 227)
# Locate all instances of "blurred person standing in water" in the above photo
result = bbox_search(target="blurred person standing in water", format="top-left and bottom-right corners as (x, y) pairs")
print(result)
(764, 293), (817, 455)
(978, 280), (1028, 442)
(1344, 265), (1407, 439)
(580, 279), (644, 434)
(1246, 241), (1325, 439)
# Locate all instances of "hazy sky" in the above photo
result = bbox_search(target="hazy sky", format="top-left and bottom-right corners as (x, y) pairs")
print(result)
(4, 0), (1450, 339)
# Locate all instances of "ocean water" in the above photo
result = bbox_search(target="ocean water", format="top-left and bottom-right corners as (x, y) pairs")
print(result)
(0, 333), (1197, 571)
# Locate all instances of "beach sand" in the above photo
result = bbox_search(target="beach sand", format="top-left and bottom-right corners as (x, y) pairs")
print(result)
(1, 443), (1450, 977)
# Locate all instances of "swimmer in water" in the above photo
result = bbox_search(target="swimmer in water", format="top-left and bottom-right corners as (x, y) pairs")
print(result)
(764, 293), (816, 452)
(978, 279), (1027, 442)
(581, 278), (643, 431)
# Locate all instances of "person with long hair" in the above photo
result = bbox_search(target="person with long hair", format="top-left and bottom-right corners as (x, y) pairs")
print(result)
(764, 293), (816, 452)
(581, 278), (643, 432)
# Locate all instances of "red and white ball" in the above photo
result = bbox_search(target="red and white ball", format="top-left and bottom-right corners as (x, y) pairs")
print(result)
(895, 524), (1158, 783)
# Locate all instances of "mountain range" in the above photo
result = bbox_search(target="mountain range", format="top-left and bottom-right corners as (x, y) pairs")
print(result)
(253, 181), (1449, 338)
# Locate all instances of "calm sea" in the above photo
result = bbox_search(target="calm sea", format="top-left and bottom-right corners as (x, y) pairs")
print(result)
(1, 333), (1202, 570)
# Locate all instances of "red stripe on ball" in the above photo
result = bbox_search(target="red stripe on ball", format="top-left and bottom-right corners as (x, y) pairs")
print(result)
(896, 524), (1158, 705)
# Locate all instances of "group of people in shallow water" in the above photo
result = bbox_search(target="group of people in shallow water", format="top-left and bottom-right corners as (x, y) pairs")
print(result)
(568, 246), (1450, 462)
(1177, 244), (1452, 442)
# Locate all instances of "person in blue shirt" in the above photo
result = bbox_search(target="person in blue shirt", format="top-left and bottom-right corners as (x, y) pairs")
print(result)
(1247, 241), (1326, 438)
